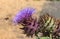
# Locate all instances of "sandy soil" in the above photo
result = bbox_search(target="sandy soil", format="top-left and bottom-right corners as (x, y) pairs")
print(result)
(0, 0), (47, 39)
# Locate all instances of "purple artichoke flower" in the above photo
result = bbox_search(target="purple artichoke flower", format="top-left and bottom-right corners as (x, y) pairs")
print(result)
(13, 7), (35, 24)
(13, 7), (40, 37)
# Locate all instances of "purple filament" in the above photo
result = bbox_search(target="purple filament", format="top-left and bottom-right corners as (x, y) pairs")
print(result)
(13, 7), (35, 24)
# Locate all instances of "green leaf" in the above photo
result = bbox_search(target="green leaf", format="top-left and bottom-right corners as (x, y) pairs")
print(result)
(36, 37), (51, 39)
(40, 37), (50, 39)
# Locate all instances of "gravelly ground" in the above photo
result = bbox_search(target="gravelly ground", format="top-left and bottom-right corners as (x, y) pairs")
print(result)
(41, 1), (60, 19)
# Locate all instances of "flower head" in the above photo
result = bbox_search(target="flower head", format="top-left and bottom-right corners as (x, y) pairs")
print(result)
(13, 7), (40, 37)
(13, 7), (35, 24)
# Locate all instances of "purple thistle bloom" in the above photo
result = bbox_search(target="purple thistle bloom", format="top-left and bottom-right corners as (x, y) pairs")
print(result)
(13, 7), (35, 24)
(13, 7), (40, 37)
